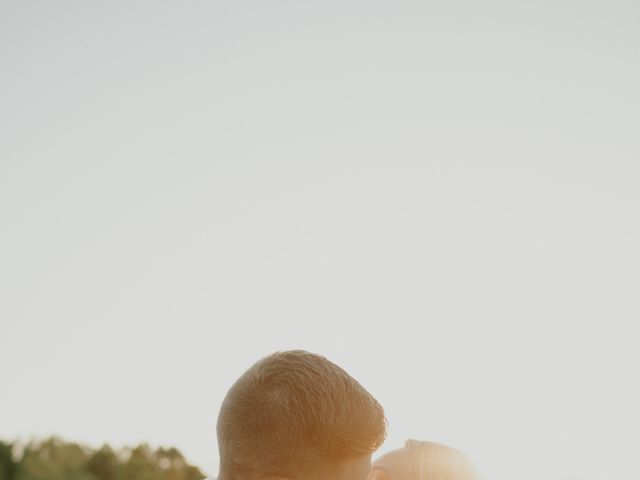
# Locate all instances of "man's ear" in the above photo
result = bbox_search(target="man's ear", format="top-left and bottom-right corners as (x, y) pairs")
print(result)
(368, 467), (392, 480)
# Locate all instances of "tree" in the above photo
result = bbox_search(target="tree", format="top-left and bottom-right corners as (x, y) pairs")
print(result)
(14, 437), (96, 480)
(0, 441), (17, 480)
(1, 437), (204, 480)
(87, 446), (117, 480)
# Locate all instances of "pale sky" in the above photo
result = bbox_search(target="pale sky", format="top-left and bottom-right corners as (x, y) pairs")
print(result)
(1, 2), (639, 480)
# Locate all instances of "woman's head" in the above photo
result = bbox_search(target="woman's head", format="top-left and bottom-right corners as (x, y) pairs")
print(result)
(371, 440), (482, 480)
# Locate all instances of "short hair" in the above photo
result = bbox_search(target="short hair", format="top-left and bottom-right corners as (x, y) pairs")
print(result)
(404, 440), (482, 480)
(217, 350), (387, 480)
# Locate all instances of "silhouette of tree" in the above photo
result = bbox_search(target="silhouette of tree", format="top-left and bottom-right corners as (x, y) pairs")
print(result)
(87, 446), (117, 480)
(14, 437), (94, 480)
(1, 437), (203, 480)
(0, 441), (17, 480)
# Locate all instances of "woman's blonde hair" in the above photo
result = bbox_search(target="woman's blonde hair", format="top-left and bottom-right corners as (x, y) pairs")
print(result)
(404, 439), (483, 480)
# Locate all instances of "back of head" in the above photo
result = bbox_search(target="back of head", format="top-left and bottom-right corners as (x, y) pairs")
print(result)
(217, 350), (387, 480)
(404, 440), (482, 480)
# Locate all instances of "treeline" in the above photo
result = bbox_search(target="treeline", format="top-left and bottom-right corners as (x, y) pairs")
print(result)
(0, 437), (204, 480)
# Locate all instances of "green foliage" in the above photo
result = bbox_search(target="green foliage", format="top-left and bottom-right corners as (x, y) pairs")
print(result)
(87, 445), (117, 480)
(0, 438), (204, 480)
(0, 441), (18, 480)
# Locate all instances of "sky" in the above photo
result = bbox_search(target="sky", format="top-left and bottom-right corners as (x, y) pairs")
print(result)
(1, 1), (639, 480)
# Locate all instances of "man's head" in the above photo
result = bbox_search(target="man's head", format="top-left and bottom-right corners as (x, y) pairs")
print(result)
(217, 350), (387, 480)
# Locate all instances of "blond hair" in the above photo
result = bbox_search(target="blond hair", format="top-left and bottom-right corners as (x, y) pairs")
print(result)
(217, 351), (387, 480)
(404, 440), (482, 480)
